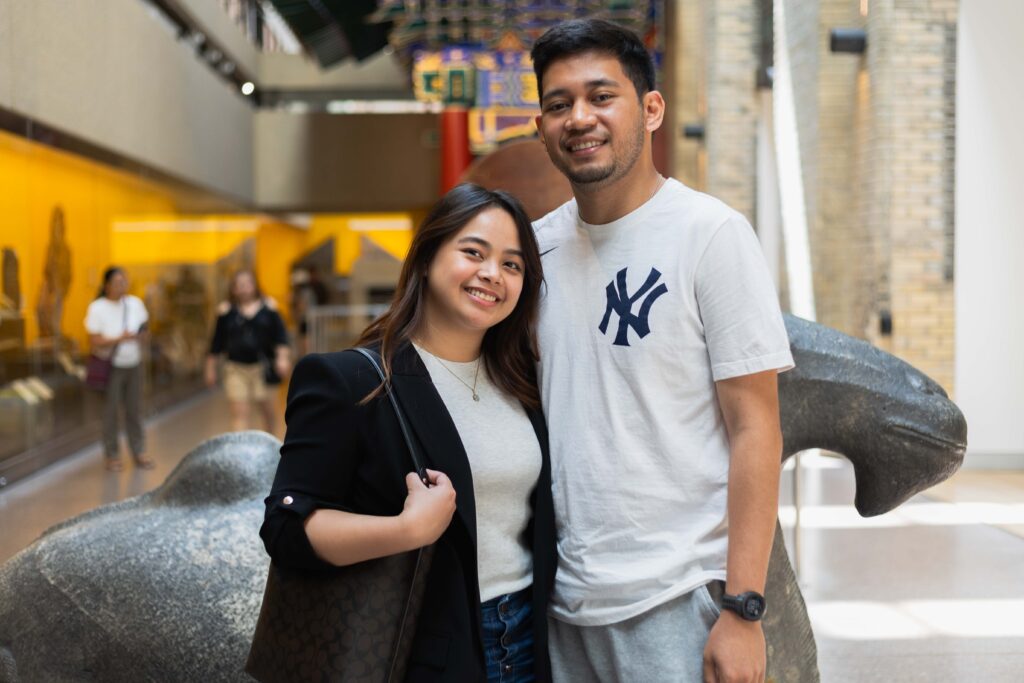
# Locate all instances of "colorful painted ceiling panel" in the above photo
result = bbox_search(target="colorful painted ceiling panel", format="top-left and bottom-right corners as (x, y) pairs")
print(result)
(370, 0), (658, 58)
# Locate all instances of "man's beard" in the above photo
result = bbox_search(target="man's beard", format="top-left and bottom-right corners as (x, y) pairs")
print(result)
(554, 123), (645, 188)
(563, 161), (615, 185)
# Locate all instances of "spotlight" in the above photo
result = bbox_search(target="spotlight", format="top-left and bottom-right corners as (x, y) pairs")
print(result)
(241, 82), (255, 96)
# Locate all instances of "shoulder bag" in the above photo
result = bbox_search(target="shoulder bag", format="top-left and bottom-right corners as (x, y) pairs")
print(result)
(85, 300), (128, 391)
(246, 348), (435, 683)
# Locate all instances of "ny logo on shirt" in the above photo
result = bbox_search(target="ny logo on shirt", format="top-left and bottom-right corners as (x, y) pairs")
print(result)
(598, 267), (669, 346)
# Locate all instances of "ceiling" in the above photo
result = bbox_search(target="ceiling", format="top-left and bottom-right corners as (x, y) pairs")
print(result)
(266, 0), (392, 67)
(267, 0), (655, 68)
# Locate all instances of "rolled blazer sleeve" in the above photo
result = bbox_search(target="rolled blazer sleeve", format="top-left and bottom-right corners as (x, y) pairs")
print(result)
(260, 353), (363, 571)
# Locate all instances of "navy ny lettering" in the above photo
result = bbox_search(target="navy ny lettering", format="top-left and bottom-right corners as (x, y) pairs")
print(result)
(598, 267), (669, 346)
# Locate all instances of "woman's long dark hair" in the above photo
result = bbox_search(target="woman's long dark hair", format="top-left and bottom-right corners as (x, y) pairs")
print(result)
(357, 183), (544, 409)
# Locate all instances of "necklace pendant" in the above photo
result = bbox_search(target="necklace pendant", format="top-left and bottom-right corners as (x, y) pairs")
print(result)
(472, 393), (480, 402)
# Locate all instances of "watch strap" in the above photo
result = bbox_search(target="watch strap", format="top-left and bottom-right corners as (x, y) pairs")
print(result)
(720, 590), (766, 621)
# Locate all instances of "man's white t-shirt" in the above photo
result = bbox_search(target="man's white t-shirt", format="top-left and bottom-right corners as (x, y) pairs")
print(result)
(534, 178), (793, 626)
(84, 295), (149, 368)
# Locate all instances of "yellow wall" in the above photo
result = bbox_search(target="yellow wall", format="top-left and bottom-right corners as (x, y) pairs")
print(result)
(0, 129), (177, 347)
(112, 215), (305, 325)
(111, 217), (259, 265)
(308, 214), (415, 277)
(0, 129), (420, 349)
(255, 220), (307, 324)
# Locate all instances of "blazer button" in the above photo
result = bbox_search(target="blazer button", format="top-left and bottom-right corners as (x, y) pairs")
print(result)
(283, 496), (294, 505)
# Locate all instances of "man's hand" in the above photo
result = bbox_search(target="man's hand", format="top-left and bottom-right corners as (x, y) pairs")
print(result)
(703, 612), (766, 683)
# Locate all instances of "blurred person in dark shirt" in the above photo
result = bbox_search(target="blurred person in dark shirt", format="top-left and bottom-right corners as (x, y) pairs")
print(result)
(206, 270), (291, 434)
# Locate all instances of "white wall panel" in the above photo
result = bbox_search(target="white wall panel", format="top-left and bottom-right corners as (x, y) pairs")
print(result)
(955, 0), (1024, 464)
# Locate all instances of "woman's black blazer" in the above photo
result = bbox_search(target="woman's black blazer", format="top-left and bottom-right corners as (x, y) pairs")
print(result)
(260, 342), (556, 682)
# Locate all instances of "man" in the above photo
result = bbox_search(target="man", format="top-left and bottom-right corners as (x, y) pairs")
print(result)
(530, 19), (793, 683)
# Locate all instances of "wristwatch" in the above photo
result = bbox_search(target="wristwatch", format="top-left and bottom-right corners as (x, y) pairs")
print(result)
(721, 591), (767, 621)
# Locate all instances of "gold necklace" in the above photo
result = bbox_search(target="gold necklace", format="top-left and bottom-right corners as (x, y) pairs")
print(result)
(419, 345), (481, 401)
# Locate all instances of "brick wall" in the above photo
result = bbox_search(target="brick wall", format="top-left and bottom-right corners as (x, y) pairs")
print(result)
(665, 0), (957, 392)
(703, 0), (761, 222)
(863, 0), (958, 393)
(775, 0), (957, 392)
(667, 0), (706, 191)
(809, 0), (868, 338)
(669, 0), (763, 223)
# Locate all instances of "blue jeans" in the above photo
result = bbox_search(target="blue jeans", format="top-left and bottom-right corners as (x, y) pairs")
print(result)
(481, 585), (535, 683)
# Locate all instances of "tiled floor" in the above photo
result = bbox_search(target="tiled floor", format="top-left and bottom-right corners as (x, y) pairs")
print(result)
(780, 453), (1024, 682)
(2, 398), (1023, 681)
(0, 388), (284, 563)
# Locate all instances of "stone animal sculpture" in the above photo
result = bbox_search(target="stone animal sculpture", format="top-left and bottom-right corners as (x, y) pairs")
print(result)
(760, 316), (967, 682)
(0, 433), (277, 683)
(0, 316), (967, 683)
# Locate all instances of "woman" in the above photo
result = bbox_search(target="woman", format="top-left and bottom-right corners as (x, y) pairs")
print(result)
(85, 266), (153, 471)
(260, 183), (555, 682)
(205, 270), (291, 434)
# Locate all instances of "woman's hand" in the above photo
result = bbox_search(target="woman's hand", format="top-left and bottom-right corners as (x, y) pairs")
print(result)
(400, 468), (456, 547)
(204, 356), (218, 388)
(274, 346), (292, 381)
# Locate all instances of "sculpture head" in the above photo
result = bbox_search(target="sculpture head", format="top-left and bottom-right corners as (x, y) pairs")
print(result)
(779, 315), (967, 517)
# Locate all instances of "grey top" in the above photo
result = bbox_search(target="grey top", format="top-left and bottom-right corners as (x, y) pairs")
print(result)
(415, 344), (541, 601)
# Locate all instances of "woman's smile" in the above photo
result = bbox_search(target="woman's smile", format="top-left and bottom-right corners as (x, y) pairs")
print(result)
(465, 286), (500, 305)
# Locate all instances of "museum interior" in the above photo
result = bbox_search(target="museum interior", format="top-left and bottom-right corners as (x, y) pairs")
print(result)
(0, 1), (1022, 681)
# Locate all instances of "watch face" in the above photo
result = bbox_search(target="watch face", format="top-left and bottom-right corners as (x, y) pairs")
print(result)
(742, 594), (766, 620)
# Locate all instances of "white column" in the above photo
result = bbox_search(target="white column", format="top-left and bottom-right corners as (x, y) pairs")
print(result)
(955, 0), (1024, 467)
(756, 91), (781, 289)
(773, 0), (816, 322)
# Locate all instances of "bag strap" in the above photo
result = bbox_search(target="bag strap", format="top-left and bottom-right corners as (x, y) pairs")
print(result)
(351, 347), (433, 683)
(106, 298), (130, 359)
(350, 348), (429, 485)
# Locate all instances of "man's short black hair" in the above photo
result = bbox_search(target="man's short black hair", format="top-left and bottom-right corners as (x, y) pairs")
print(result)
(531, 19), (656, 101)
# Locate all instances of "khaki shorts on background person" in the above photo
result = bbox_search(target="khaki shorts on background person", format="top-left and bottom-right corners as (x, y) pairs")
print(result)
(223, 361), (268, 402)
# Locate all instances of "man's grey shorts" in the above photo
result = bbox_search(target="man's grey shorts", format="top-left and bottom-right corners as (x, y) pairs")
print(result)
(549, 582), (724, 682)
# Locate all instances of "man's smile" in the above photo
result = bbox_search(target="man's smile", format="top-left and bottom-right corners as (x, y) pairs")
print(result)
(565, 139), (607, 156)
